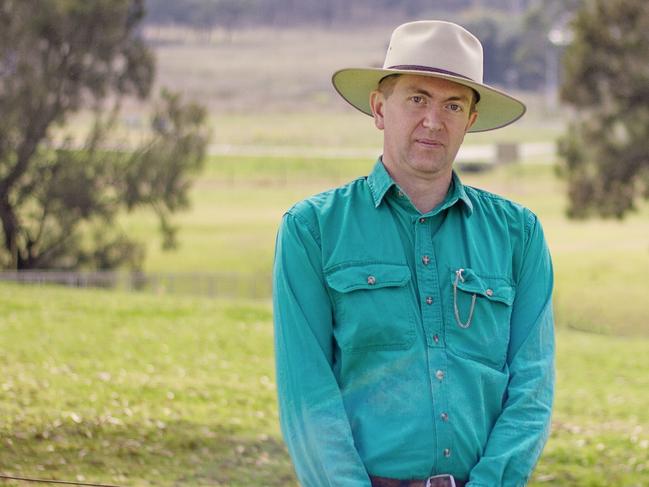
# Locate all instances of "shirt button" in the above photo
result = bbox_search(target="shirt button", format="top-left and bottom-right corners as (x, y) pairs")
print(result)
(443, 448), (451, 457)
(419, 217), (426, 223)
(425, 296), (433, 305)
(485, 288), (494, 297)
(433, 334), (439, 343)
(435, 369), (445, 380)
(440, 412), (449, 422)
(422, 255), (431, 265)
(367, 275), (376, 285)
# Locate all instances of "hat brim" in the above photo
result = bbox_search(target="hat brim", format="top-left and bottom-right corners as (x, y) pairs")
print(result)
(332, 67), (526, 133)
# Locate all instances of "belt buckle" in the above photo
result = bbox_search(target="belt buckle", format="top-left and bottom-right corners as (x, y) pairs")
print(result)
(425, 474), (456, 487)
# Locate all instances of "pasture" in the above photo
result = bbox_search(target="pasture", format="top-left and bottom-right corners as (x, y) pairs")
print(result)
(2, 281), (649, 486)
(2, 155), (649, 485)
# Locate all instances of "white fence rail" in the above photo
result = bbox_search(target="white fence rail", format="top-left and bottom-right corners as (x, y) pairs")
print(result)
(0, 271), (272, 299)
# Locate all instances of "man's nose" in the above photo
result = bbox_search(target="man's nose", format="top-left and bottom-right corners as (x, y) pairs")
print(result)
(421, 106), (444, 130)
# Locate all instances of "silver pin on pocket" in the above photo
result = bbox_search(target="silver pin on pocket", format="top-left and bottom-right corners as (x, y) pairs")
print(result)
(453, 268), (476, 329)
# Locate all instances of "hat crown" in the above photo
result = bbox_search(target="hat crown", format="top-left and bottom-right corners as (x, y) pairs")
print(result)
(383, 21), (483, 84)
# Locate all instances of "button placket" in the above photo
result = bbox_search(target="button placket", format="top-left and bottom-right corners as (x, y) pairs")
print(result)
(414, 212), (452, 466)
(430, 358), (453, 468)
(414, 215), (442, 348)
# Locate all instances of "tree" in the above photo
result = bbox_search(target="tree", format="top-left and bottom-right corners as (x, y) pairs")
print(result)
(513, 0), (581, 90)
(558, 0), (649, 218)
(0, 0), (209, 270)
(460, 11), (521, 88)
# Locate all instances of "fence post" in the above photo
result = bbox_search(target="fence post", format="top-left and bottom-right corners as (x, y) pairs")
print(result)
(495, 143), (520, 165)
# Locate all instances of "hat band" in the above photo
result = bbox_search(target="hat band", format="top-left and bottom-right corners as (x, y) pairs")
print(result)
(387, 64), (475, 82)
(387, 65), (480, 102)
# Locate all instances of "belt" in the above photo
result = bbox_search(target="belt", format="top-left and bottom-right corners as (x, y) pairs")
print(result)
(370, 474), (466, 487)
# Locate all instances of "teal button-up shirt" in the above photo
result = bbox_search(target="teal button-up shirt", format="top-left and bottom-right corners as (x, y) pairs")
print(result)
(273, 160), (554, 487)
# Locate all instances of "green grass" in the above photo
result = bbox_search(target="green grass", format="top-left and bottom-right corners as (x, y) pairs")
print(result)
(2, 158), (649, 484)
(535, 331), (649, 485)
(2, 282), (649, 486)
(0, 284), (291, 486)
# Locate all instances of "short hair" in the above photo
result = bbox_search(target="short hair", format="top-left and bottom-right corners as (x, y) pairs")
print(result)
(377, 74), (479, 114)
(377, 74), (401, 98)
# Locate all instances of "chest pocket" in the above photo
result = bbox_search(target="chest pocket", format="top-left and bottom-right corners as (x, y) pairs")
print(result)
(446, 268), (514, 369)
(325, 263), (416, 353)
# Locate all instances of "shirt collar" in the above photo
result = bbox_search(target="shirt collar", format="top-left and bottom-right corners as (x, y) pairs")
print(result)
(446, 171), (474, 216)
(366, 158), (474, 215)
(367, 158), (394, 208)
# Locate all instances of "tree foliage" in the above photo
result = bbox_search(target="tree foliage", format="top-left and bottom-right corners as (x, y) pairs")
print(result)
(0, 0), (209, 270)
(514, 0), (581, 90)
(559, 0), (649, 218)
(460, 11), (522, 88)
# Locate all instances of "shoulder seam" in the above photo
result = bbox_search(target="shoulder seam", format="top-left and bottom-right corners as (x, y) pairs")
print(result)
(524, 209), (537, 242)
(285, 208), (321, 246)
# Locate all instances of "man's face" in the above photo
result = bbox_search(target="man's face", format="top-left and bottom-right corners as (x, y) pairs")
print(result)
(370, 74), (478, 182)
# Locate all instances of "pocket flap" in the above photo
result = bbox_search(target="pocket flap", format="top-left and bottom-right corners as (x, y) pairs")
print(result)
(326, 263), (411, 293)
(452, 268), (514, 306)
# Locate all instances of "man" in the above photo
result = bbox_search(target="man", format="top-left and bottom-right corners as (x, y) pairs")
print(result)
(273, 20), (554, 487)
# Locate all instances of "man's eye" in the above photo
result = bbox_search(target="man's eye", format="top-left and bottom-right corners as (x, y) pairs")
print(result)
(448, 103), (463, 112)
(410, 96), (424, 104)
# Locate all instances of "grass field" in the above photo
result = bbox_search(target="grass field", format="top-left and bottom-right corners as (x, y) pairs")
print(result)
(2, 282), (649, 486)
(3, 159), (649, 485)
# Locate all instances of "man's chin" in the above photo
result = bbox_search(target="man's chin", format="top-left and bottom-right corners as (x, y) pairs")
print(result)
(407, 159), (453, 177)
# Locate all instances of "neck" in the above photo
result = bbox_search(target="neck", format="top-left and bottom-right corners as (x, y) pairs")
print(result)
(383, 163), (453, 214)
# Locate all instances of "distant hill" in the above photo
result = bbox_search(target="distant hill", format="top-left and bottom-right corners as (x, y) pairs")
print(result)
(144, 0), (536, 30)
(142, 0), (579, 92)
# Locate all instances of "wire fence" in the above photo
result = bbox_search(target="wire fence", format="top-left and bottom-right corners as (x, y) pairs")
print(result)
(0, 270), (272, 300)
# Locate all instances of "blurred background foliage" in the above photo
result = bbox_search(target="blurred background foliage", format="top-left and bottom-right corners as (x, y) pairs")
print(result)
(0, 0), (210, 271)
(559, 0), (649, 219)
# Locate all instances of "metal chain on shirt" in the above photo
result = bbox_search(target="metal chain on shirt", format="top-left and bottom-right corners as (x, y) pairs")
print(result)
(453, 268), (476, 329)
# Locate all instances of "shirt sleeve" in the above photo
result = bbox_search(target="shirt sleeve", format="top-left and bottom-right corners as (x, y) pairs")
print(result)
(467, 213), (555, 487)
(273, 211), (372, 487)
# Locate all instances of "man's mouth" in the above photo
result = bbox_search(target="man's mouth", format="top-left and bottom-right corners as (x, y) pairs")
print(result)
(415, 138), (444, 148)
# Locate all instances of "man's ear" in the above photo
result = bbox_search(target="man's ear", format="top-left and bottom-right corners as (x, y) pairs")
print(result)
(369, 91), (385, 130)
(465, 110), (478, 132)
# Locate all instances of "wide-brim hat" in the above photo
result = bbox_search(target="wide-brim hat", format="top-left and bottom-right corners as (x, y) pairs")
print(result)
(332, 20), (526, 132)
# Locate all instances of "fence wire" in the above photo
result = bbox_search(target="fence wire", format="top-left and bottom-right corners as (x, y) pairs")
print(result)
(0, 270), (271, 300)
